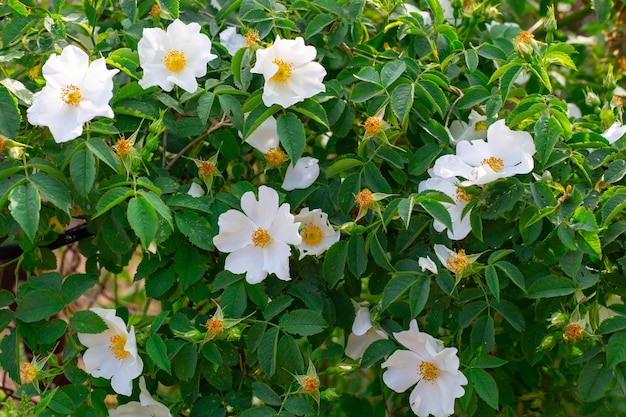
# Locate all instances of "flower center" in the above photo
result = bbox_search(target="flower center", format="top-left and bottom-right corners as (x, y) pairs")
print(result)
(114, 139), (133, 157)
(265, 147), (288, 165)
(245, 30), (260, 47)
(109, 335), (130, 360)
(364, 116), (383, 135)
(164, 49), (187, 72)
(271, 59), (293, 83)
(302, 376), (319, 394)
(455, 187), (472, 203)
(205, 317), (224, 336)
(20, 363), (37, 384)
(148, 3), (162, 16)
(564, 323), (583, 341)
(199, 160), (216, 178)
(301, 223), (324, 246)
(252, 228), (271, 248)
(355, 189), (374, 210)
(516, 31), (534, 44)
(446, 249), (469, 274)
(61, 84), (82, 106)
(418, 361), (439, 382)
(481, 156), (504, 172)
(475, 121), (487, 131)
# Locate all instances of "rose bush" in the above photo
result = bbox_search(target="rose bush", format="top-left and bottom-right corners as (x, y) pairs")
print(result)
(1, 0), (626, 416)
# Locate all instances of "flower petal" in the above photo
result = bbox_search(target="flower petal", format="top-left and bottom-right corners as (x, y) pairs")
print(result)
(381, 350), (422, 392)
(282, 157), (320, 191)
(241, 186), (279, 229)
(224, 245), (268, 284)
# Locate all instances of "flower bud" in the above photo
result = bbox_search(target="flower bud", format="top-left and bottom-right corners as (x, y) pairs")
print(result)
(514, 31), (535, 59)
(604, 64), (617, 91)
(545, 5), (557, 33)
(585, 91), (601, 107)
(8, 146), (24, 160)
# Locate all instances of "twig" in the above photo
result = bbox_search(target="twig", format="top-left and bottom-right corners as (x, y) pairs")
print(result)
(0, 225), (92, 261)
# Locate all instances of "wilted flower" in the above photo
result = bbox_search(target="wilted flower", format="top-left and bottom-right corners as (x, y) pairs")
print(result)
(418, 176), (472, 240)
(381, 320), (467, 417)
(282, 157), (320, 190)
(294, 208), (340, 260)
(20, 362), (37, 384)
(187, 182), (205, 197)
(251, 36), (326, 108)
(447, 110), (487, 145)
(77, 308), (143, 396)
(345, 306), (388, 360)
(601, 121), (626, 144)
(27, 45), (118, 143)
(418, 256), (438, 274)
(108, 377), (172, 417)
(213, 186), (301, 284)
(432, 120), (536, 186)
(219, 27), (246, 56)
(295, 361), (321, 403)
(138, 19), (217, 93)
(434, 244), (471, 275)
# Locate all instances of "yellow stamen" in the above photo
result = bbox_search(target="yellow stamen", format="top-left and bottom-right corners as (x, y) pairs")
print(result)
(271, 59), (293, 83)
(252, 228), (271, 248)
(481, 156), (504, 172)
(245, 30), (260, 47)
(205, 317), (224, 336)
(20, 363), (37, 384)
(418, 361), (439, 382)
(61, 84), (82, 106)
(302, 376), (319, 394)
(164, 49), (186, 72)
(264, 147), (287, 165)
(564, 323), (583, 341)
(0, 136), (5, 154)
(109, 335), (130, 360)
(455, 187), (472, 203)
(199, 161), (216, 178)
(355, 189), (374, 210)
(364, 117), (383, 136)
(113, 139), (133, 158)
(446, 249), (469, 274)
(475, 121), (487, 131)
(301, 223), (324, 246)
(516, 31), (534, 44)
(148, 4), (162, 16)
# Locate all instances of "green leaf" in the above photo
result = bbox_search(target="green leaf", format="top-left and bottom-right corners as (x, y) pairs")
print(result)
(276, 334), (304, 374)
(106, 49), (141, 80)
(94, 187), (133, 217)
(592, 0), (613, 23)
(577, 354), (612, 401)
(369, 232), (393, 270)
(252, 382), (282, 406)
(494, 261), (526, 292)
(457, 87), (491, 110)
(527, 275), (576, 299)
(492, 300), (525, 332)
(9, 183), (40, 242)
(197, 92), (214, 125)
(174, 343), (197, 381)
(243, 103), (281, 138)
(291, 99), (329, 128)
(465, 49), (479, 71)
(29, 172), (71, 215)
(347, 234), (367, 278)
(326, 156), (365, 178)
(471, 368), (499, 409)
(258, 327), (279, 377)
(391, 82), (414, 127)
(485, 265), (499, 301)
(119, 0), (136, 21)
(279, 309), (327, 336)
(471, 315), (495, 353)
(0, 328), (19, 382)
(534, 115), (562, 166)
(62, 273), (99, 304)
(605, 160), (626, 184)
(277, 112), (306, 164)
(127, 196), (158, 247)
(175, 211), (214, 250)
(305, 14), (334, 39)
(323, 240), (348, 288)
(420, 198), (452, 231)
(16, 290), (65, 322)
(382, 274), (414, 311)
(147, 334), (171, 374)
(597, 316), (626, 335)
(0, 85), (20, 140)
(160, 0), (179, 18)
(284, 396), (315, 416)
(137, 190), (173, 230)
(479, 177), (524, 220)
(381, 61), (406, 87)
(473, 356), (508, 368)
(70, 149), (96, 197)
(351, 82), (384, 102)
(607, 331), (626, 368)
(239, 407), (277, 417)
(174, 245), (206, 290)
(70, 310), (108, 334)
(361, 339), (396, 368)
(409, 276), (430, 317)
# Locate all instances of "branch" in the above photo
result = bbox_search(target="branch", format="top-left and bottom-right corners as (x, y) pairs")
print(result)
(0, 224), (92, 261)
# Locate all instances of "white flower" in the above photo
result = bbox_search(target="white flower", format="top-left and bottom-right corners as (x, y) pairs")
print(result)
(381, 320), (467, 417)
(345, 307), (388, 360)
(294, 207), (340, 260)
(602, 121), (626, 144)
(567, 103), (582, 119)
(432, 119), (536, 186)
(282, 157), (320, 191)
(418, 176), (472, 240)
(77, 308), (143, 396)
(418, 256), (438, 274)
(109, 377), (172, 417)
(447, 110), (487, 145)
(138, 19), (217, 93)
(187, 182), (205, 197)
(219, 27), (246, 56)
(245, 116), (279, 153)
(26, 45), (118, 143)
(251, 36), (326, 108)
(434, 244), (470, 275)
(213, 186), (301, 284)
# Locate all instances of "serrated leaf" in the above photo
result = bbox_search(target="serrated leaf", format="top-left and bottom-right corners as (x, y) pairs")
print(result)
(471, 368), (499, 409)
(479, 177), (524, 219)
(9, 183), (40, 242)
(347, 234), (367, 278)
(597, 316), (626, 334)
(323, 240), (347, 288)
(94, 187), (133, 217)
(279, 309), (327, 336)
(534, 115), (562, 166)
(578, 354), (612, 401)
(175, 211), (214, 250)
(527, 275), (576, 299)
(16, 290), (65, 323)
(277, 113), (305, 164)
(471, 315), (495, 353)
(485, 265), (499, 301)
(381, 61), (406, 87)
(258, 327), (279, 377)
(494, 261), (526, 292)
(492, 300), (525, 332)
(382, 274), (414, 311)
(607, 331), (626, 368)
(0, 85), (20, 140)
(29, 172), (71, 215)
(70, 310), (108, 334)
(147, 335), (171, 374)
(252, 382), (282, 406)
(127, 196), (158, 247)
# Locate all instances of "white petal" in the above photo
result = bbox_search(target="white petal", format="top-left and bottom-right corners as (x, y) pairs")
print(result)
(263, 240), (292, 281)
(418, 256), (438, 274)
(109, 401), (151, 417)
(282, 157), (319, 190)
(241, 186), (279, 229)
(245, 116), (279, 153)
(431, 155), (474, 180)
(345, 330), (386, 361)
(602, 122), (626, 144)
(187, 182), (205, 197)
(269, 203), (301, 245)
(393, 319), (443, 356)
(434, 244), (454, 268)
(224, 245), (268, 284)
(352, 307), (374, 335)
(381, 350), (422, 392)
(213, 209), (256, 253)
(219, 27), (246, 56)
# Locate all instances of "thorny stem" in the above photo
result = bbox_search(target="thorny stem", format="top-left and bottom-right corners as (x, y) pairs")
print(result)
(165, 113), (231, 170)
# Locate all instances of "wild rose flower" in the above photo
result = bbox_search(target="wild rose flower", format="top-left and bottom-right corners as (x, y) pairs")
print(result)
(77, 308), (143, 396)
(213, 186), (301, 284)
(219, 27), (246, 56)
(294, 207), (340, 260)
(345, 306), (388, 360)
(602, 121), (626, 144)
(432, 119), (536, 186)
(138, 19), (217, 93)
(108, 377), (172, 417)
(381, 320), (467, 417)
(282, 157), (320, 191)
(27, 45), (118, 143)
(434, 244), (471, 275)
(251, 36), (326, 108)
(447, 110), (487, 145)
(418, 176), (472, 240)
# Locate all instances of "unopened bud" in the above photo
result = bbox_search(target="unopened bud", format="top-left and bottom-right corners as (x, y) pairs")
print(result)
(604, 65), (617, 91)
(545, 5), (557, 33)
(585, 91), (601, 107)
(8, 146), (24, 160)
